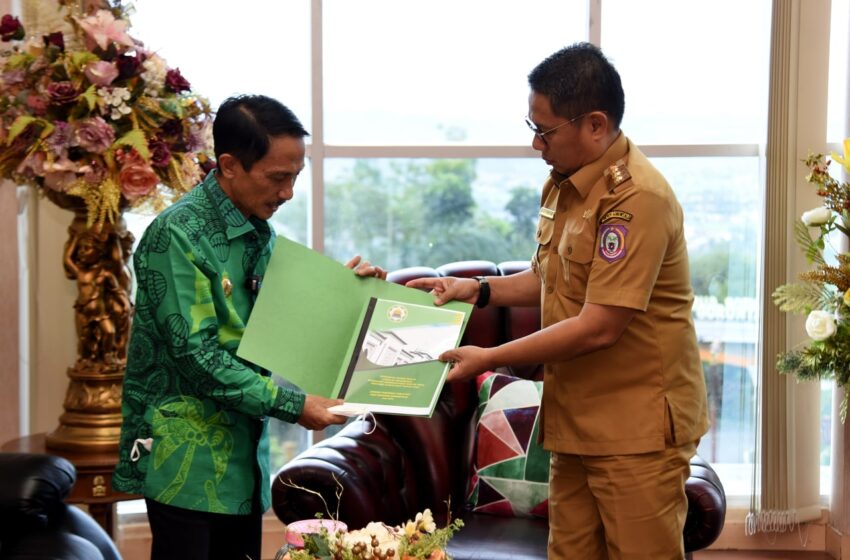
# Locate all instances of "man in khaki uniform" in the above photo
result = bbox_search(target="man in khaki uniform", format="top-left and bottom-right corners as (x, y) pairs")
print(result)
(408, 43), (709, 559)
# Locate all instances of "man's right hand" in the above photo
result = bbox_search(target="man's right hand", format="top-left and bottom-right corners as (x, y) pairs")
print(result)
(297, 395), (348, 430)
(405, 276), (479, 306)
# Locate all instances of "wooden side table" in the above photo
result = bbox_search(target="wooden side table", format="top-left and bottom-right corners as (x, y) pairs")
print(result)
(1, 433), (139, 537)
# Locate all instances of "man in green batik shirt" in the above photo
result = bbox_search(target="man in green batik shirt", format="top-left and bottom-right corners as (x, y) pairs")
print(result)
(113, 95), (386, 560)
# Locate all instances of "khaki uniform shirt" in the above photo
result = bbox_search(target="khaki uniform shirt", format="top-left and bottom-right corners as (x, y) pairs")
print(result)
(532, 133), (709, 456)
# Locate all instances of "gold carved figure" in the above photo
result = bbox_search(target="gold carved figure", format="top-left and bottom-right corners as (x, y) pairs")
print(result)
(63, 221), (133, 372)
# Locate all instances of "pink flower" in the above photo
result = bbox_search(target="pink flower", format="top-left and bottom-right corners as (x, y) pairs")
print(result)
(25, 94), (48, 116)
(42, 31), (64, 50)
(16, 150), (46, 178)
(2, 69), (25, 85)
(117, 149), (159, 200)
(165, 68), (191, 92)
(46, 121), (72, 156)
(82, 159), (107, 185)
(84, 60), (119, 87)
(116, 53), (141, 79)
(43, 157), (80, 191)
(72, 117), (115, 154)
(47, 81), (79, 105)
(147, 139), (172, 168)
(0, 15), (24, 42)
(76, 10), (133, 51)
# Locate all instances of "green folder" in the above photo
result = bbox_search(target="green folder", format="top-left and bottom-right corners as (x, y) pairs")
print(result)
(237, 237), (472, 405)
(331, 296), (466, 416)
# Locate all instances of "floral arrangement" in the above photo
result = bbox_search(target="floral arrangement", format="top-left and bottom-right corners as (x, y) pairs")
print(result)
(773, 139), (850, 420)
(277, 509), (463, 560)
(0, 0), (213, 225)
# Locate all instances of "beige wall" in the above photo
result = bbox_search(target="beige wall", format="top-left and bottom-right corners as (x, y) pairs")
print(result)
(0, 0), (17, 447)
(0, 0), (80, 440)
(0, 186), (76, 441)
(31, 200), (78, 435)
(0, 184), (20, 444)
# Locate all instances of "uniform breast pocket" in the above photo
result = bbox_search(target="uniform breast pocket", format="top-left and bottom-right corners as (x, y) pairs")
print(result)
(533, 216), (555, 276)
(557, 226), (595, 300)
(536, 215), (555, 246)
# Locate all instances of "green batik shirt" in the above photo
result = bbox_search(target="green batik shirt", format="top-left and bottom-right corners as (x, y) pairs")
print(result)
(113, 172), (305, 514)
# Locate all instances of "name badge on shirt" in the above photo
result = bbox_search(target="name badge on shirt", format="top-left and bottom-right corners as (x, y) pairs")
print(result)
(539, 207), (555, 220)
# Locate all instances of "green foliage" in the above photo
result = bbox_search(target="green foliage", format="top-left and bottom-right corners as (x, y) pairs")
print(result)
(419, 160), (475, 226)
(398, 518), (464, 559)
(773, 146), (850, 422)
(776, 322), (850, 422)
(772, 282), (834, 314)
(6, 115), (37, 145)
(505, 186), (540, 241)
(690, 243), (730, 300)
(324, 159), (538, 270)
(279, 516), (463, 560)
(689, 240), (758, 301)
(793, 219), (826, 265)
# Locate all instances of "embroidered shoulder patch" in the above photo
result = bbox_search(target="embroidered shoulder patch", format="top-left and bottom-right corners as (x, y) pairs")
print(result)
(599, 224), (628, 263)
(600, 210), (633, 223)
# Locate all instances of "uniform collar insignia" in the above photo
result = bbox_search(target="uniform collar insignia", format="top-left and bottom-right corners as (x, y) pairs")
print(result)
(603, 159), (631, 190)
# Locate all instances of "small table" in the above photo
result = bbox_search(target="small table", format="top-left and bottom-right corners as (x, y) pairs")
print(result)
(1, 433), (139, 537)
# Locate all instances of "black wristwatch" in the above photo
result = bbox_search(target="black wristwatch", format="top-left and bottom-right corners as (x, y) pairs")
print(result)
(474, 276), (490, 308)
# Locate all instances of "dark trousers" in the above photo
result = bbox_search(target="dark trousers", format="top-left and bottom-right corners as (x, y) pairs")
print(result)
(145, 498), (263, 560)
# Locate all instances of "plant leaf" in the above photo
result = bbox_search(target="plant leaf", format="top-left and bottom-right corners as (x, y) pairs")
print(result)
(113, 128), (150, 160)
(794, 220), (826, 265)
(69, 51), (100, 69)
(6, 116), (36, 145)
(772, 282), (830, 314)
(80, 85), (98, 112)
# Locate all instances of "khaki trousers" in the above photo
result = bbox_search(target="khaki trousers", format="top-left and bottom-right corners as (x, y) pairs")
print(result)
(547, 441), (697, 560)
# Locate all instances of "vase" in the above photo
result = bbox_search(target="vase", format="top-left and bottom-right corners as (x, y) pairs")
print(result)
(44, 191), (134, 452)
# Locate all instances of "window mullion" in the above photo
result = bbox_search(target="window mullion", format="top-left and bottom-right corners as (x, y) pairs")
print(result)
(310, 0), (325, 254)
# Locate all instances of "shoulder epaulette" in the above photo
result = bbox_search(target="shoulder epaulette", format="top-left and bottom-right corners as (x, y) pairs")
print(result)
(603, 159), (631, 190)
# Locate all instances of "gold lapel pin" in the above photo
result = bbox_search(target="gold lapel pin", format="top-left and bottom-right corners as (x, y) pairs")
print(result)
(222, 278), (233, 297)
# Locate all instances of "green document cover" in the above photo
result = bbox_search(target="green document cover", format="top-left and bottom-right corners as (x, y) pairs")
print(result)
(332, 297), (465, 416)
(236, 237), (473, 417)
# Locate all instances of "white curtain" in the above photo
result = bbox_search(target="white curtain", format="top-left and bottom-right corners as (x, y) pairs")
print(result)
(748, 0), (831, 534)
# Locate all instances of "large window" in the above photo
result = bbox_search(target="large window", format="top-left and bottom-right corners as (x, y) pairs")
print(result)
(129, 0), (772, 501)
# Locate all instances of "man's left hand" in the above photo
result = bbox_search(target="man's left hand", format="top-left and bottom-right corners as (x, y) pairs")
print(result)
(439, 345), (494, 382)
(345, 255), (387, 280)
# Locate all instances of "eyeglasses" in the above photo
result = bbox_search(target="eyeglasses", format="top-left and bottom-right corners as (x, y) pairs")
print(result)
(524, 112), (592, 144)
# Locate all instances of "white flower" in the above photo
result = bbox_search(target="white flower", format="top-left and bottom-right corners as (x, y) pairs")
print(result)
(801, 206), (832, 226)
(415, 509), (436, 533)
(141, 54), (167, 95)
(340, 522), (399, 553)
(805, 310), (837, 341)
(403, 521), (417, 537)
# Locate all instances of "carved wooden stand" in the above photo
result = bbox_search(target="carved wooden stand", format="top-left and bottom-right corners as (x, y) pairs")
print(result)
(45, 196), (134, 452)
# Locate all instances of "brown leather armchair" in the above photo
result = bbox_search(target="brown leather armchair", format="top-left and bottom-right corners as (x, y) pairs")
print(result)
(271, 261), (726, 560)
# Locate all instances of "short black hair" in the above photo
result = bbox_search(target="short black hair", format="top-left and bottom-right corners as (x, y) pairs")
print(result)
(528, 42), (625, 129)
(213, 94), (309, 171)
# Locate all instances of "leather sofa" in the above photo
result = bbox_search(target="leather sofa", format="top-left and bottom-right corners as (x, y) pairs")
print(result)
(0, 452), (122, 560)
(271, 260), (726, 560)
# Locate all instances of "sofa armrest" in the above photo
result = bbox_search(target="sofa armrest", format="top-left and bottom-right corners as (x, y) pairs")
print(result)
(684, 454), (727, 553)
(0, 453), (75, 528)
(272, 419), (419, 529)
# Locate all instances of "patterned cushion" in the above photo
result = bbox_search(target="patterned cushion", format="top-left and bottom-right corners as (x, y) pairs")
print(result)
(466, 372), (550, 518)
